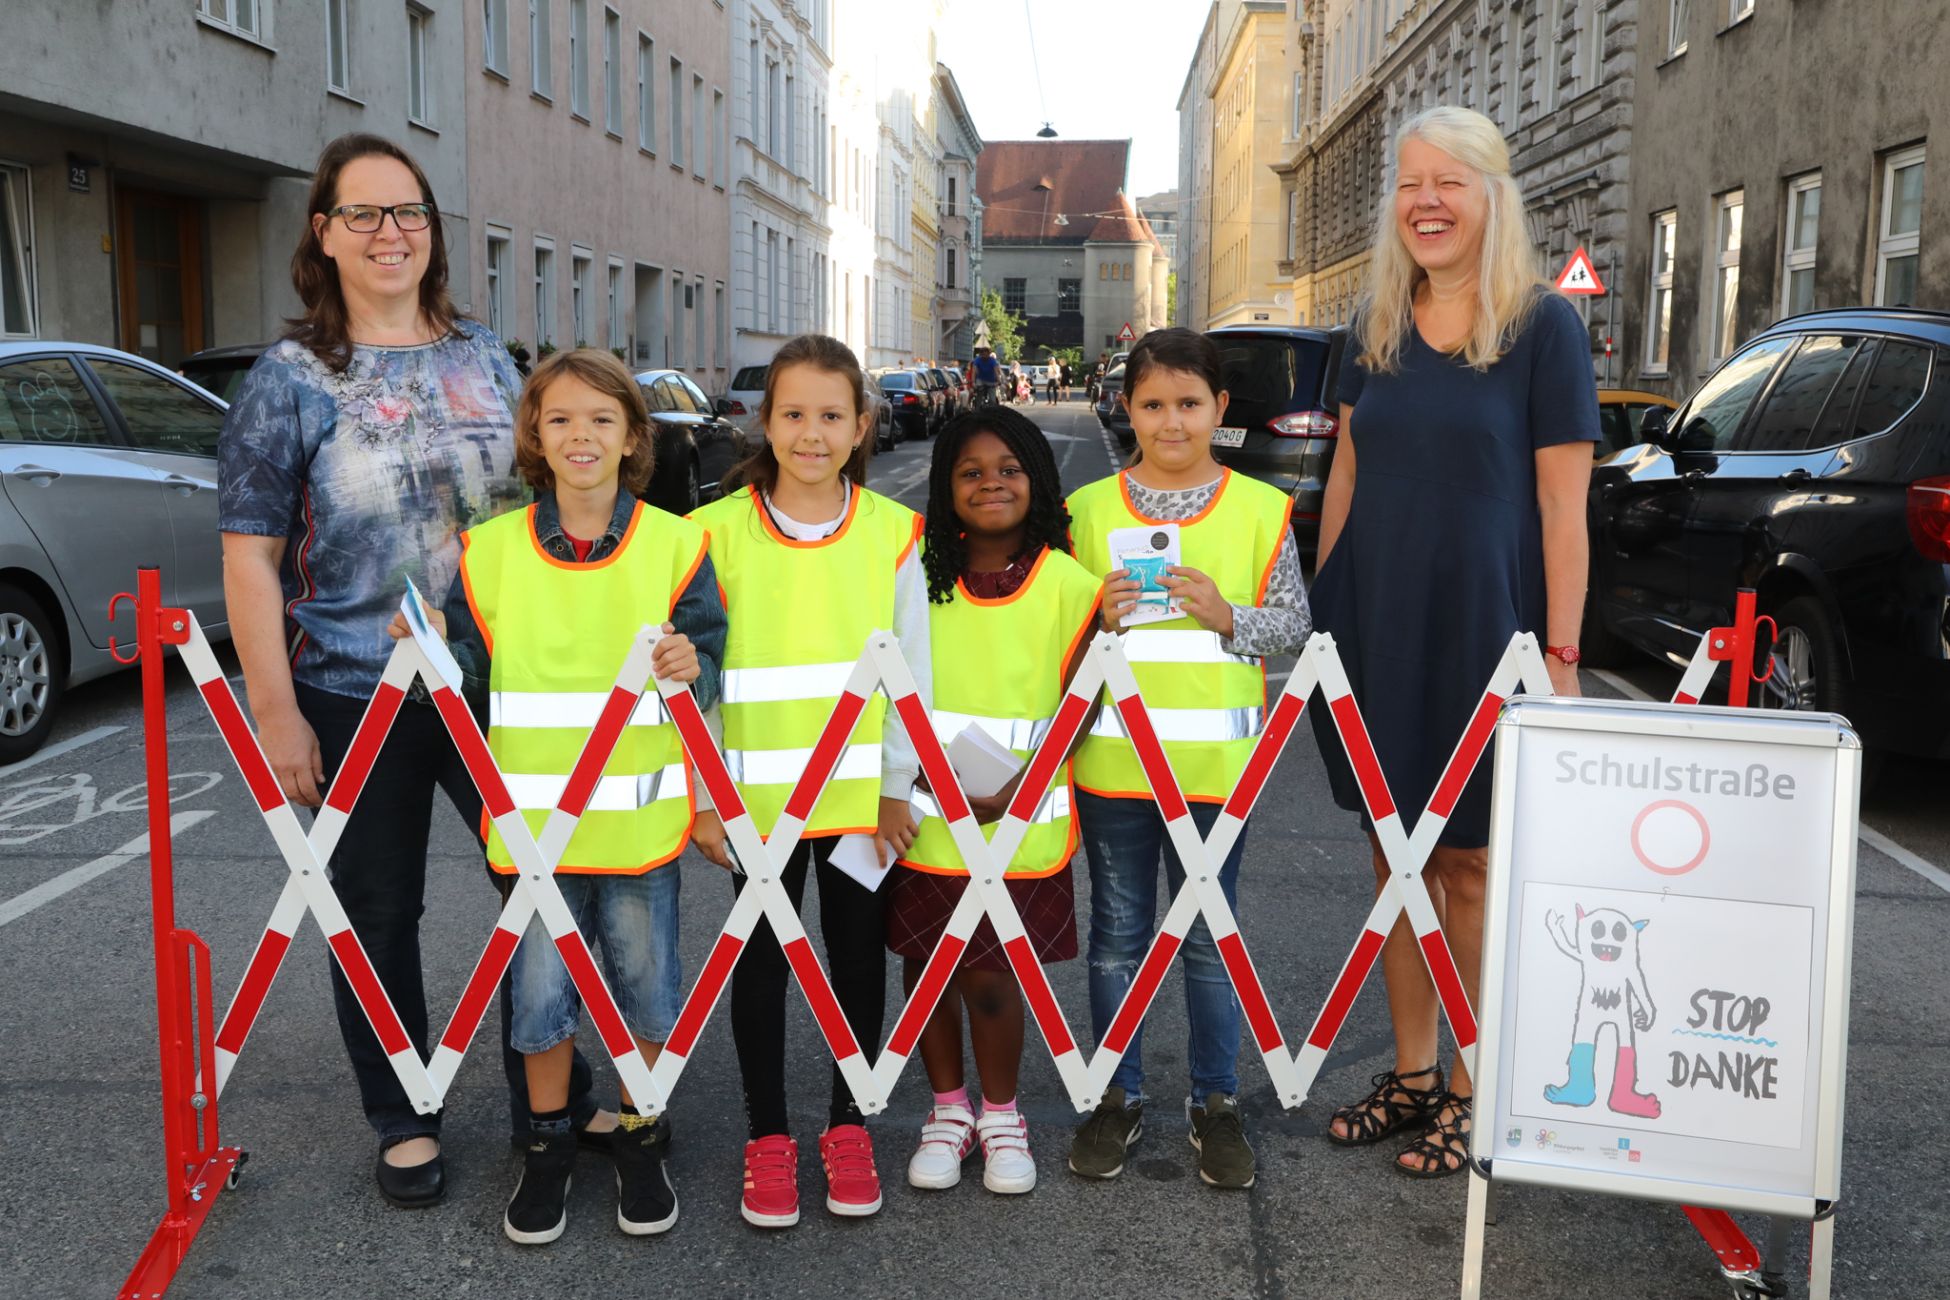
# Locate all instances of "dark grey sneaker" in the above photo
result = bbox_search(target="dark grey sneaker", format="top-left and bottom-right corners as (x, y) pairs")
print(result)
(505, 1130), (577, 1245)
(1068, 1086), (1144, 1179)
(1188, 1092), (1256, 1189)
(613, 1117), (679, 1235)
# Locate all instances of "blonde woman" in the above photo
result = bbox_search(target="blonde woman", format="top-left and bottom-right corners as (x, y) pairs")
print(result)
(1309, 106), (1598, 1177)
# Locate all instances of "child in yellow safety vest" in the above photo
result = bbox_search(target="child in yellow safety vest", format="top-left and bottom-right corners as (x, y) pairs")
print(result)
(392, 348), (727, 1246)
(688, 333), (929, 1229)
(1063, 328), (1311, 1190)
(890, 405), (1102, 1196)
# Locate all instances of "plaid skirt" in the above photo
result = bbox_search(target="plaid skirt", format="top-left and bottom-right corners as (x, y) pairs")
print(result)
(885, 865), (1078, 972)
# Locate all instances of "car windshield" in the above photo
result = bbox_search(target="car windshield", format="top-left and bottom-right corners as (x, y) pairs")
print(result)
(730, 365), (768, 391)
(1215, 337), (1333, 431)
(179, 358), (254, 403)
(878, 373), (914, 389)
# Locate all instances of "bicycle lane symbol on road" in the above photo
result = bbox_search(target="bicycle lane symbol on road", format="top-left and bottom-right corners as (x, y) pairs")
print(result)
(0, 770), (224, 847)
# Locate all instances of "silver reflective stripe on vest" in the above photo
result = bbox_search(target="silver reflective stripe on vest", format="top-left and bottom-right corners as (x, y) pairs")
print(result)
(724, 742), (882, 787)
(1120, 628), (1257, 667)
(1090, 705), (1265, 743)
(912, 785), (1072, 826)
(927, 710), (1052, 752)
(722, 660), (860, 705)
(502, 764), (691, 812)
(491, 691), (667, 729)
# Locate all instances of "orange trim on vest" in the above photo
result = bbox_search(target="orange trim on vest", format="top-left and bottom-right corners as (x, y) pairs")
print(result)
(953, 546), (1054, 608)
(525, 499), (645, 572)
(1255, 495), (1295, 605)
(1117, 467), (1233, 526)
(750, 483), (862, 549)
(897, 808), (1078, 879)
(458, 529), (494, 658)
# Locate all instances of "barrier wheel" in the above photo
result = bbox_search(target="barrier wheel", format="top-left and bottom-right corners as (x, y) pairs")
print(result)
(226, 1150), (250, 1189)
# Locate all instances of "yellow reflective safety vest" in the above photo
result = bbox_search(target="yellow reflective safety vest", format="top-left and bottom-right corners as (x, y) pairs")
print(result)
(459, 500), (709, 873)
(1066, 469), (1292, 803)
(901, 547), (1103, 878)
(689, 484), (922, 839)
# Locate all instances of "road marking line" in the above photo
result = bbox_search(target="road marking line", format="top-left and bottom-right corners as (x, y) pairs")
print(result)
(0, 809), (215, 927)
(1586, 670), (1950, 897)
(0, 725), (127, 783)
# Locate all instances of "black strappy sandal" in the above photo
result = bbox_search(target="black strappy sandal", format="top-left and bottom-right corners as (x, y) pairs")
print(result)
(1325, 1065), (1445, 1147)
(1396, 1093), (1473, 1179)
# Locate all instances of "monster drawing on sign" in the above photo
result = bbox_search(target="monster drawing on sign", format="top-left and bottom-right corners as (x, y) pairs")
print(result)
(1542, 905), (1662, 1118)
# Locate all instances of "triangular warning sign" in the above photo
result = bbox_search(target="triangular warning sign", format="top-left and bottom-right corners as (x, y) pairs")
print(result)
(1116, 321), (1137, 343)
(1555, 246), (1605, 296)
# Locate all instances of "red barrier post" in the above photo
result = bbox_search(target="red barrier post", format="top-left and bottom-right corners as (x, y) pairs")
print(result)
(116, 567), (241, 1300)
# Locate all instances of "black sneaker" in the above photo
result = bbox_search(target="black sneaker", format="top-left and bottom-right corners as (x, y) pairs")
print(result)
(613, 1118), (679, 1235)
(1188, 1093), (1256, 1189)
(1068, 1086), (1144, 1179)
(504, 1130), (577, 1245)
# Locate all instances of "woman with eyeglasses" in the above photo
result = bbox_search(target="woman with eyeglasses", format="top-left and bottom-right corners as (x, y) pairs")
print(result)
(218, 134), (609, 1208)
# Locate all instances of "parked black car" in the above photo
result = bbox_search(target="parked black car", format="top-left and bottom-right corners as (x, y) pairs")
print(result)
(1095, 364), (1130, 447)
(633, 369), (742, 512)
(871, 369), (933, 440)
(1584, 306), (1950, 759)
(178, 342), (268, 403)
(927, 367), (963, 422)
(863, 373), (898, 451)
(1206, 325), (1346, 552)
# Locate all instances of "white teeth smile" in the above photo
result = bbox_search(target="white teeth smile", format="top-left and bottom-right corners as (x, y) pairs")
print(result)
(373, 253), (407, 265)
(1415, 221), (1452, 235)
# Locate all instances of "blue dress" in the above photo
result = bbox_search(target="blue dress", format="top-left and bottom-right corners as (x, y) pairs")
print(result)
(1309, 293), (1600, 847)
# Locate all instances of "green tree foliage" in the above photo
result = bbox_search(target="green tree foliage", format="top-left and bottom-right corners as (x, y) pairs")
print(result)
(980, 288), (1025, 362)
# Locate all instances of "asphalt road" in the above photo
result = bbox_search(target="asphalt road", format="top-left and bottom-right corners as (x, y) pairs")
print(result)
(3, 398), (1944, 1299)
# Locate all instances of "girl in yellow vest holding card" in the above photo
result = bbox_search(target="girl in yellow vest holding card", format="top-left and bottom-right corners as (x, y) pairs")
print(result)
(396, 349), (726, 1245)
(890, 406), (1101, 1197)
(688, 334), (927, 1229)
(1063, 329), (1311, 1191)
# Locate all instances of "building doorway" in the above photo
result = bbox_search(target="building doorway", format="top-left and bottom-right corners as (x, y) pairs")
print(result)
(115, 188), (205, 367)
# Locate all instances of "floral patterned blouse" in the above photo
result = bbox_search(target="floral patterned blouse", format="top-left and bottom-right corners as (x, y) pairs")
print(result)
(218, 320), (529, 699)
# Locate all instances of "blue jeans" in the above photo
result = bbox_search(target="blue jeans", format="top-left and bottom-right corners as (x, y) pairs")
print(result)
(1078, 791), (1247, 1103)
(508, 867), (684, 1053)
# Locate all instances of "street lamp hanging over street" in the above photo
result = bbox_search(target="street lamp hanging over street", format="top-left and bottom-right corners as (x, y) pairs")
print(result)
(1037, 122), (1057, 138)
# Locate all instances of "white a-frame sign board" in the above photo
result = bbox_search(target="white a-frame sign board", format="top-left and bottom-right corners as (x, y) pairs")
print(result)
(1464, 696), (1859, 1299)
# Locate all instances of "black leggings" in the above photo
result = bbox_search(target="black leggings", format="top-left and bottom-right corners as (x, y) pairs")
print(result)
(729, 837), (887, 1138)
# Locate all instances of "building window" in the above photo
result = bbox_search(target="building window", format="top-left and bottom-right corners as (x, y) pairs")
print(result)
(669, 270), (685, 367)
(668, 57), (684, 166)
(767, 58), (782, 158)
(326, 0), (351, 91)
(530, 0), (552, 97)
(636, 34), (654, 152)
(1575, 0), (1601, 92)
(485, 228), (510, 338)
(1285, 189), (1299, 262)
(1645, 210), (1676, 374)
(406, 4), (433, 125)
(568, 0), (588, 118)
(1875, 145), (1924, 307)
(766, 230), (781, 332)
(715, 282), (727, 370)
(571, 249), (592, 344)
(1003, 278), (1026, 315)
(534, 239), (556, 347)
(602, 9), (620, 134)
(1057, 278), (1081, 313)
(946, 249), (958, 291)
(1542, 0), (1563, 113)
(1667, 0), (1689, 56)
(1728, 0), (1754, 23)
(0, 163), (35, 338)
(692, 74), (705, 177)
(784, 239), (796, 334)
(607, 258), (625, 348)
(1781, 173), (1820, 317)
(198, 0), (264, 39)
(711, 89), (725, 187)
(694, 277), (705, 368)
(483, 0), (508, 73)
(1708, 190), (1743, 363)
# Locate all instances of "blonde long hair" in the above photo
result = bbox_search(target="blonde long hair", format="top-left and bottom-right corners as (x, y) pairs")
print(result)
(1357, 106), (1546, 374)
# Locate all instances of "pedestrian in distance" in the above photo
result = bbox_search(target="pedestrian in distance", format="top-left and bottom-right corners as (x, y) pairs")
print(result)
(1064, 328), (1311, 1189)
(218, 132), (611, 1210)
(1059, 360), (1073, 402)
(1311, 105), (1598, 1177)
(393, 348), (726, 1244)
(972, 346), (1001, 407)
(689, 333), (930, 1228)
(892, 406), (1102, 1197)
(1045, 368), (1059, 406)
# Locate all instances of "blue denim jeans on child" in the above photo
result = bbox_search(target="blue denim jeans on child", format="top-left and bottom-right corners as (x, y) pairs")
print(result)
(509, 866), (684, 1054)
(1077, 790), (1247, 1103)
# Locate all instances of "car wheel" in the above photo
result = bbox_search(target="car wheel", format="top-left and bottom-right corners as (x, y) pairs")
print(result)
(0, 584), (63, 764)
(1757, 595), (1845, 716)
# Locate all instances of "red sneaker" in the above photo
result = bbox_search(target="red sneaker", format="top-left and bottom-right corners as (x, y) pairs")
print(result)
(818, 1124), (883, 1217)
(741, 1135), (800, 1229)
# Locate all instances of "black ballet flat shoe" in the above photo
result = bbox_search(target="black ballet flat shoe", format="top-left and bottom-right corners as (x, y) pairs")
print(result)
(376, 1145), (446, 1208)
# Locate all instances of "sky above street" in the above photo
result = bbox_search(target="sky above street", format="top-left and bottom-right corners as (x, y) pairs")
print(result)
(937, 0), (1213, 199)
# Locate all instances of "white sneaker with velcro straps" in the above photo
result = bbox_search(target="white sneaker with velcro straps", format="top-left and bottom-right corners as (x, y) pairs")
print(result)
(905, 1104), (977, 1190)
(976, 1108), (1037, 1194)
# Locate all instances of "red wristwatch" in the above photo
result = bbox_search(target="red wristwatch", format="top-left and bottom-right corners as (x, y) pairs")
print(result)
(1545, 644), (1581, 666)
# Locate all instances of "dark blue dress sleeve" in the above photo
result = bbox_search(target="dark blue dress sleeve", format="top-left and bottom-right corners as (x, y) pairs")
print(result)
(1336, 332), (1367, 408)
(671, 553), (727, 712)
(1527, 295), (1603, 449)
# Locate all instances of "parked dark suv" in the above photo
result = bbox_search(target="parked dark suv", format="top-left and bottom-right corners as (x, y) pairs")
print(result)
(1585, 306), (1950, 759)
(1206, 325), (1347, 551)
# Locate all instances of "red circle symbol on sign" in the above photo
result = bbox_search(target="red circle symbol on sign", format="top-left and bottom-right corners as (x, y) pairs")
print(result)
(1631, 799), (1710, 876)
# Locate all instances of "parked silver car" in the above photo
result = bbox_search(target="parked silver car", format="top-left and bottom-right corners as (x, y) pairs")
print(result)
(0, 342), (230, 760)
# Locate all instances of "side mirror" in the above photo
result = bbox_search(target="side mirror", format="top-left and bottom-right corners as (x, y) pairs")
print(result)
(713, 397), (733, 417)
(1638, 408), (1671, 447)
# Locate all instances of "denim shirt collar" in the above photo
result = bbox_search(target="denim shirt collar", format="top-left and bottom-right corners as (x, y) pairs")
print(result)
(532, 489), (638, 563)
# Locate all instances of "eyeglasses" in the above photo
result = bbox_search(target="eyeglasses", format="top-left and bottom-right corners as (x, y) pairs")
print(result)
(325, 203), (434, 233)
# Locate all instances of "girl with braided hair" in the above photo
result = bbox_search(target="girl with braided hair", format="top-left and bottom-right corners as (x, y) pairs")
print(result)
(890, 407), (1102, 1195)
